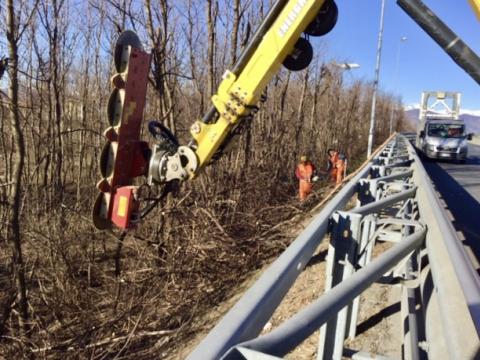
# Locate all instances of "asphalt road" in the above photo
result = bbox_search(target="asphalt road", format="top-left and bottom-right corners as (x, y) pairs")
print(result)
(422, 143), (480, 271)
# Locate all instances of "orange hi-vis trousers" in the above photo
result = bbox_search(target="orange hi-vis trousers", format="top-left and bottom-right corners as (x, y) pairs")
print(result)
(330, 159), (346, 185)
(299, 180), (313, 201)
(296, 162), (315, 201)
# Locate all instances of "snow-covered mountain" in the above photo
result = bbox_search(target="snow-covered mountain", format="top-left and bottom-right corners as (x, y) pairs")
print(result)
(404, 106), (480, 133)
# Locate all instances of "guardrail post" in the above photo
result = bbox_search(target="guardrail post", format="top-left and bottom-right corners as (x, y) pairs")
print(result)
(400, 198), (423, 360)
(371, 165), (386, 178)
(318, 211), (363, 360)
(377, 155), (388, 165)
(357, 179), (378, 206)
(348, 214), (377, 339)
(378, 151), (409, 166)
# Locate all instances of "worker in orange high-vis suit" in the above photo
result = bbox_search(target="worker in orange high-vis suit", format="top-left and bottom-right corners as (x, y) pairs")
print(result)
(295, 155), (315, 201)
(327, 149), (347, 185)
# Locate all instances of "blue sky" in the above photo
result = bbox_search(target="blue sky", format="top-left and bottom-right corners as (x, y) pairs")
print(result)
(320, 0), (480, 111)
(1, 0), (478, 111)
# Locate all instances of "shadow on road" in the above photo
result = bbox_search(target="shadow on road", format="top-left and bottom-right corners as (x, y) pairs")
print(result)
(422, 159), (480, 267)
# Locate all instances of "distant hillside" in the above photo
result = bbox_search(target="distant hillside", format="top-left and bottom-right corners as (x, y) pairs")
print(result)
(404, 108), (480, 133)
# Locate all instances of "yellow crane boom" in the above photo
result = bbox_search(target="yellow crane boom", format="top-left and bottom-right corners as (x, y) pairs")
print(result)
(469, 0), (480, 20)
(93, 0), (338, 230)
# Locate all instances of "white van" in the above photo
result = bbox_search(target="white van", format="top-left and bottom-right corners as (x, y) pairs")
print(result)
(417, 119), (471, 162)
(415, 91), (472, 163)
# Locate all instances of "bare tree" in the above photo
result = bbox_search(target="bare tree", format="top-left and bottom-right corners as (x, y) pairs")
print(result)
(206, 0), (218, 97)
(0, 1), (404, 356)
(145, 0), (176, 133)
(185, 0), (205, 112)
(5, 0), (30, 337)
(230, 0), (241, 65)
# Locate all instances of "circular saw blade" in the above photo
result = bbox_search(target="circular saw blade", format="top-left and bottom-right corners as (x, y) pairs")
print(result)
(114, 30), (143, 73)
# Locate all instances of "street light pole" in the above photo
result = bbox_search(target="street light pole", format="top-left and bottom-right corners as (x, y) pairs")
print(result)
(367, 0), (386, 157)
(389, 36), (407, 134)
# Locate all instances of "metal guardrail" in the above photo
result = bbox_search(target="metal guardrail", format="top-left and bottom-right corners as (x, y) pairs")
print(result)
(187, 135), (480, 360)
(407, 138), (480, 359)
(187, 160), (374, 360)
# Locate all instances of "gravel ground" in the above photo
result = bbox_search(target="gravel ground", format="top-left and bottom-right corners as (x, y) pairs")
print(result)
(267, 240), (402, 360)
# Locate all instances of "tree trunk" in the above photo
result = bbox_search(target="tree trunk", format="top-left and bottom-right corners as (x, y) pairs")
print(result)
(294, 69), (309, 156)
(6, 0), (30, 336)
(230, 0), (241, 65)
(206, 0), (216, 98)
(51, 0), (64, 200)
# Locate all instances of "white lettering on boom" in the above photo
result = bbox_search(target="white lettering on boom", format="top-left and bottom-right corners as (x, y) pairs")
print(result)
(277, 0), (309, 38)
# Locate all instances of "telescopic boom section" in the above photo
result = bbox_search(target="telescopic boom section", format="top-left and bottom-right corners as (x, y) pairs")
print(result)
(469, 0), (480, 21)
(186, 0), (327, 173)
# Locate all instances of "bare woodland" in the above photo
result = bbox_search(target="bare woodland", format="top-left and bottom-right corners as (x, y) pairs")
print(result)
(0, 0), (407, 358)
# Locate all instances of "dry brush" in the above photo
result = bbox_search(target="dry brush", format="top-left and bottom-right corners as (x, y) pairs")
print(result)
(0, 0), (407, 358)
